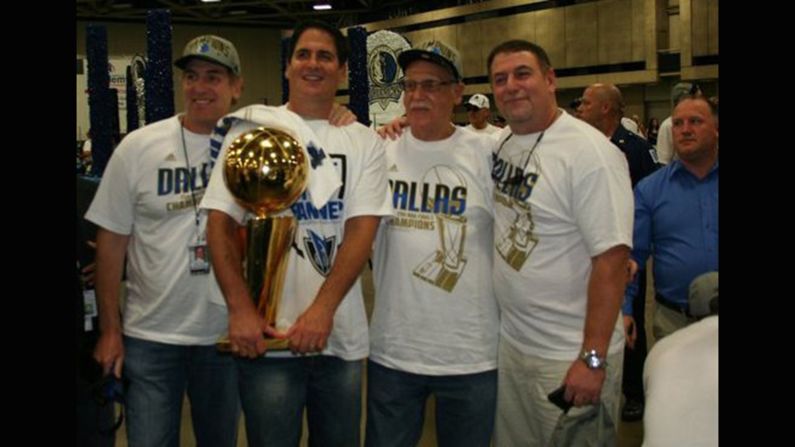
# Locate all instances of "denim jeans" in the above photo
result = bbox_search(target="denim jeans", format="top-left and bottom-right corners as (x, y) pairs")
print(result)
(365, 360), (497, 447)
(122, 336), (240, 447)
(237, 355), (363, 447)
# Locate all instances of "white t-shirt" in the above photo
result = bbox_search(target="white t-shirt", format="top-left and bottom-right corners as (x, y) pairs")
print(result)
(82, 138), (92, 157)
(200, 105), (392, 361)
(370, 127), (499, 376)
(85, 115), (229, 345)
(656, 116), (676, 164)
(464, 123), (501, 135)
(491, 111), (633, 360)
(643, 316), (718, 447)
(621, 117), (646, 139)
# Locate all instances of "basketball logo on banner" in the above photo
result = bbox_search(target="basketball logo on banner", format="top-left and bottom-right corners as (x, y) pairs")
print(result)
(130, 54), (147, 128)
(367, 30), (411, 127)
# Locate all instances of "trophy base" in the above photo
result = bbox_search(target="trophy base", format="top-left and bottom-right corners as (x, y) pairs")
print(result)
(216, 336), (292, 353)
(413, 251), (466, 292)
(497, 237), (538, 271)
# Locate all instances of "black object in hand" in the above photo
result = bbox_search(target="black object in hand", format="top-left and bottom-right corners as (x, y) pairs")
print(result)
(547, 385), (573, 413)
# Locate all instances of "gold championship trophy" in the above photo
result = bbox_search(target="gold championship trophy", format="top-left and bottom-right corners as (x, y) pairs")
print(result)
(216, 127), (308, 352)
(412, 213), (467, 292)
(412, 165), (468, 292)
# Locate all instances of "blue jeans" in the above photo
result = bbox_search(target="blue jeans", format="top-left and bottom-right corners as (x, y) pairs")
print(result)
(237, 355), (363, 447)
(365, 360), (497, 447)
(123, 336), (240, 447)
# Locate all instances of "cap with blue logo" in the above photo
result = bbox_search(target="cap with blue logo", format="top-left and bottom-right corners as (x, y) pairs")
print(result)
(174, 35), (241, 76)
(398, 39), (463, 81)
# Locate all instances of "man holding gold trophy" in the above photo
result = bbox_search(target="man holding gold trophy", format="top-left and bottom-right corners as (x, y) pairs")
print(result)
(87, 32), (356, 447)
(201, 20), (391, 447)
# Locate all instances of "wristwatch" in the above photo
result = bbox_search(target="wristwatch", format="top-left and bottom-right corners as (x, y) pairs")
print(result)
(580, 349), (608, 369)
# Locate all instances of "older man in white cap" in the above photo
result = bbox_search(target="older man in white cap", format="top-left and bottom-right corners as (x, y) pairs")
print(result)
(464, 93), (501, 135)
(366, 39), (500, 447)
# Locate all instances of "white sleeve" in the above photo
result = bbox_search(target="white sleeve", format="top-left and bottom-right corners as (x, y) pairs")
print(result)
(656, 118), (674, 164)
(572, 143), (634, 257)
(477, 135), (496, 217)
(343, 132), (393, 220)
(84, 143), (135, 235)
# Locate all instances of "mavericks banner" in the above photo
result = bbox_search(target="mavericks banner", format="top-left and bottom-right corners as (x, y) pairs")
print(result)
(367, 30), (411, 129)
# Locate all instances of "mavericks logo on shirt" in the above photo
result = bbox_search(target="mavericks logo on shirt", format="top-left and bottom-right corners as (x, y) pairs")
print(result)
(303, 230), (336, 277)
(289, 154), (347, 276)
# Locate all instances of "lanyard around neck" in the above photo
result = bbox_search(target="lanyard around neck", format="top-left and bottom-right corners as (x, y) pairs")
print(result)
(179, 121), (202, 236)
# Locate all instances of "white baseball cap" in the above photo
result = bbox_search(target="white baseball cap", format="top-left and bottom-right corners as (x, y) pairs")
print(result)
(466, 94), (490, 110)
(175, 35), (241, 76)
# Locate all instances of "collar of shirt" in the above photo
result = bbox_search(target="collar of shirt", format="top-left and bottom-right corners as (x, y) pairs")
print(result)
(669, 158), (719, 181)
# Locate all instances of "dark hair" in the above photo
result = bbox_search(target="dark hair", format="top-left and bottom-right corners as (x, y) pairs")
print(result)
(486, 40), (552, 77)
(289, 20), (349, 65)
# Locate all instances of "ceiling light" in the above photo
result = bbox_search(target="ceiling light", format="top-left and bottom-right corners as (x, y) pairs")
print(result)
(313, 2), (332, 11)
(201, 0), (222, 3)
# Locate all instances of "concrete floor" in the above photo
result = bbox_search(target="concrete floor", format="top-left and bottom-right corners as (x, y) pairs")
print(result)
(115, 263), (657, 446)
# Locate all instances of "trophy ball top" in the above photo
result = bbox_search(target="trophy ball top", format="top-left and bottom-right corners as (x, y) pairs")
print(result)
(222, 127), (309, 218)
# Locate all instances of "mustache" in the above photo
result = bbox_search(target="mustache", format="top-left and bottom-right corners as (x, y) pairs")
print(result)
(408, 101), (432, 110)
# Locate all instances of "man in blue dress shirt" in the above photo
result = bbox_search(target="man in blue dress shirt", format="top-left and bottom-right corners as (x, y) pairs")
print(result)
(624, 95), (718, 340)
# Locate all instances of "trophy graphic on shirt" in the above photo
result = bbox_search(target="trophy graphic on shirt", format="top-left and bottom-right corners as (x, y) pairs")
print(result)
(412, 165), (468, 292)
(496, 200), (538, 271)
(216, 126), (308, 351)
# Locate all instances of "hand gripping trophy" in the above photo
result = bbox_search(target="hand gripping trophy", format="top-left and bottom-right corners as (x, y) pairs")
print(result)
(217, 126), (308, 351)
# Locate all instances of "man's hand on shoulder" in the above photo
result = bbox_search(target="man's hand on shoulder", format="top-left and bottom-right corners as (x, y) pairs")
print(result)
(376, 116), (408, 140)
(329, 103), (357, 127)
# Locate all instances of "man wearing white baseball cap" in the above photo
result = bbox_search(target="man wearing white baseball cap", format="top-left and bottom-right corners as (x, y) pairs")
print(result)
(464, 93), (501, 135)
